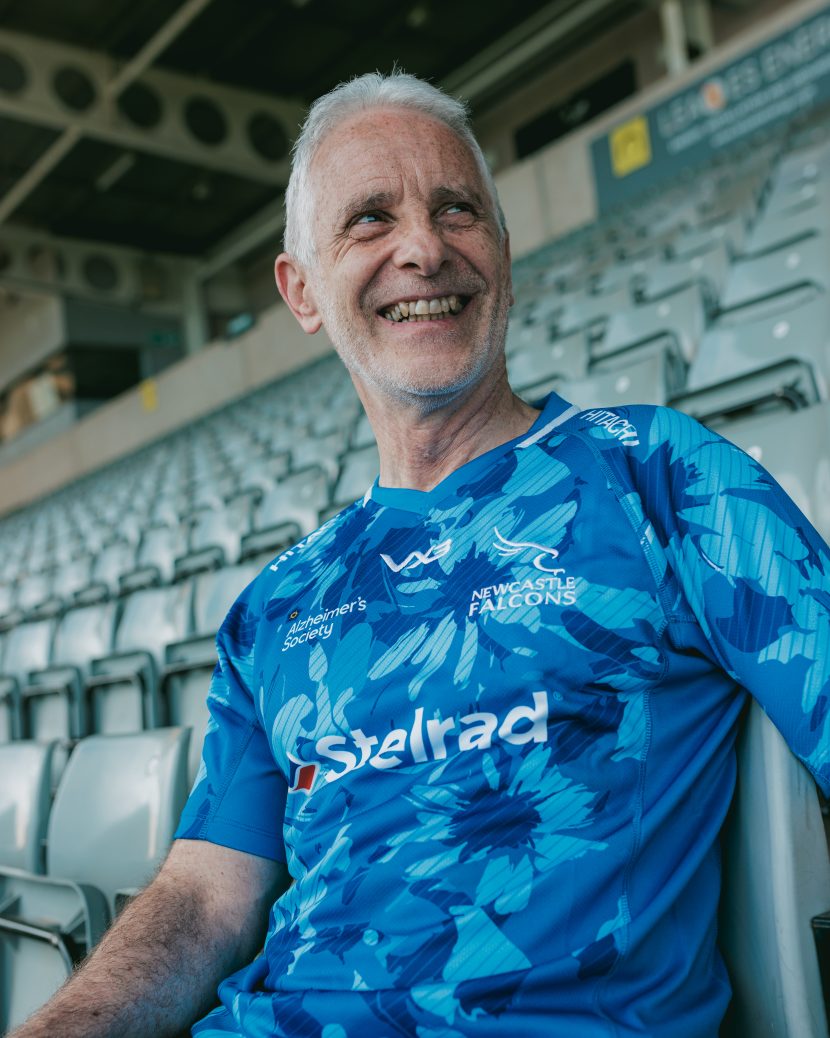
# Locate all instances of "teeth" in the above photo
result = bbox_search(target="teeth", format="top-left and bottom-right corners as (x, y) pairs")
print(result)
(381, 294), (466, 322)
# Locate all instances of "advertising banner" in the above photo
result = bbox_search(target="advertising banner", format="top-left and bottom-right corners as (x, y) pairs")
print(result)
(591, 5), (830, 212)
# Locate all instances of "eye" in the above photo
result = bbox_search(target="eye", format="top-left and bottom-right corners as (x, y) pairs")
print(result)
(354, 212), (381, 224)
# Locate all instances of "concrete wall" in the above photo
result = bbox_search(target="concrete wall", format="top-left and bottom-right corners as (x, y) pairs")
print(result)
(0, 0), (825, 514)
(0, 301), (332, 513)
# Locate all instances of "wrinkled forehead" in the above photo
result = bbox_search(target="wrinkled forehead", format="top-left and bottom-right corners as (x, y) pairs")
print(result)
(307, 107), (491, 226)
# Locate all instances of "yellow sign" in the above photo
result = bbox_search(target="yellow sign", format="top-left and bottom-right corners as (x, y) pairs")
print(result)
(139, 379), (159, 412)
(610, 116), (652, 178)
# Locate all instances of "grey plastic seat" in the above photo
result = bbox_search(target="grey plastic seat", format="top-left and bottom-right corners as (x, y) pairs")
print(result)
(555, 283), (630, 338)
(76, 540), (136, 603)
(0, 728), (190, 1033)
(177, 497), (253, 576)
(332, 445), (381, 509)
(682, 287), (830, 414)
(86, 584), (191, 734)
(745, 196), (830, 254)
(720, 233), (830, 309)
(717, 402), (830, 545)
(643, 240), (730, 307)
(559, 350), (670, 411)
(291, 431), (346, 483)
(593, 283), (705, 369)
(120, 523), (189, 592)
(719, 702), (830, 1038)
(164, 563), (259, 783)
(246, 465), (329, 546)
(0, 741), (55, 873)
(50, 555), (94, 607)
(26, 600), (118, 743)
(0, 620), (55, 743)
(672, 213), (746, 260)
(350, 412), (376, 451)
(507, 330), (589, 392)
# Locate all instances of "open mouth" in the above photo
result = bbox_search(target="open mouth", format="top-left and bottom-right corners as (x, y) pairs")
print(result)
(379, 294), (470, 322)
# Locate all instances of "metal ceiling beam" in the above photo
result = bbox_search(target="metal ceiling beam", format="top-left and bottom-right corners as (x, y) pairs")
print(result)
(0, 223), (190, 310)
(0, 10), (305, 223)
(197, 198), (284, 282)
(441, 0), (636, 108)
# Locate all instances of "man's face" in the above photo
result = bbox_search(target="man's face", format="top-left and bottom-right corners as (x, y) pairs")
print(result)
(298, 107), (513, 408)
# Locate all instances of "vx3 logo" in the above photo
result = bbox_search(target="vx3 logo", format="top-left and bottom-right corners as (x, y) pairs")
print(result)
(381, 538), (453, 573)
(493, 527), (560, 572)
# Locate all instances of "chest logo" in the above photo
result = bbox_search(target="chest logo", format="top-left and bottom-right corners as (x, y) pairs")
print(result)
(492, 527), (560, 572)
(381, 537), (452, 573)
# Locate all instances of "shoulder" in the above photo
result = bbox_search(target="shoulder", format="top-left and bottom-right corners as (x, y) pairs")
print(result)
(218, 502), (365, 656)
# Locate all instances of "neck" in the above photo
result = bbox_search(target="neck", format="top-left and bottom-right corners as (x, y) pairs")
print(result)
(355, 368), (540, 492)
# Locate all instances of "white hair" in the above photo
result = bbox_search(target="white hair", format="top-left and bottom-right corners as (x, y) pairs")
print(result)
(283, 70), (506, 268)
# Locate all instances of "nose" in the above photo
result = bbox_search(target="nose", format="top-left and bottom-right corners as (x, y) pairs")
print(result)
(392, 215), (449, 277)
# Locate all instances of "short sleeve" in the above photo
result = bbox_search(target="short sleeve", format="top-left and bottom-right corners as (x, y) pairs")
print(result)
(174, 605), (287, 861)
(633, 407), (830, 794)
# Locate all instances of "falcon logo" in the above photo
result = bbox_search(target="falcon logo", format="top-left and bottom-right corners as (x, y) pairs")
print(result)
(287, 753), (318, 795)
(493, 528), (560, 572)
(381, 538), (452, 573)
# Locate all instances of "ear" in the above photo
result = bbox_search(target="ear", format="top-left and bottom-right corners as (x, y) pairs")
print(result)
(274, 253), (323, 334)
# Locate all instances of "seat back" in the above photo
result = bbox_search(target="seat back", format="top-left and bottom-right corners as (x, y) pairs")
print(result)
(2, 620), (54, 684)
(47, 728), (190, 913)
(52, 600), (118, 674)
(0, 741), (54, 873)
(192, 564), (259, 638)
(720, 702), (830, 1038)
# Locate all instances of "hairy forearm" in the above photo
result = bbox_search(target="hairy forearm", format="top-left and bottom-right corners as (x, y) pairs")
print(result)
(9, 868), (258, 1038)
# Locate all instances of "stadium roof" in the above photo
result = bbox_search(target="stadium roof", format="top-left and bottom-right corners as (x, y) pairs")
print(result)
(0, 0), (645, 280)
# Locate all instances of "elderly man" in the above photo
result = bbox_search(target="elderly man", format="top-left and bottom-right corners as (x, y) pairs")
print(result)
(13, 72), (830, 1038)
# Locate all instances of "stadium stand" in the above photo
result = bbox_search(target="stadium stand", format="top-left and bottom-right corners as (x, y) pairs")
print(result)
(2, 68), (830, 1038)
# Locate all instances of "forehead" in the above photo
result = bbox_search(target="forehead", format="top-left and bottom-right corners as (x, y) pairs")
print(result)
(309, 107), (486, 220)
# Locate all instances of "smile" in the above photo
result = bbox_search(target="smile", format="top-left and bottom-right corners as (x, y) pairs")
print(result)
(380, 295), (468, 322)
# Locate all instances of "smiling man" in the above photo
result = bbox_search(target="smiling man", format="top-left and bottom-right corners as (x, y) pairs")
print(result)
(12, 72), (830, 1038)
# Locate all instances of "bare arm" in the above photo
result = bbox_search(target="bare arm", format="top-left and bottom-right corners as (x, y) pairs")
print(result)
(9, 838), (290, 1038)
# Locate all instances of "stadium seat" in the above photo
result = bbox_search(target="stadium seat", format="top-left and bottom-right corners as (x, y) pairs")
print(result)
(85, 584), (191, 734)
(0, 741), (55, 873)
(719, 702), (830, 1038)
(244, 465), (328, 550)
(75, 539), (136, 604)
(25, 600), (118, 745)
(507, 330), (589, 392)
(745, 196), (830, 254)
(559, 349), (671, 410)
(672, 212), (746, 260)
(555, 283), (630, 338)
(720, 233), (830, 309)
(0, 620), (55, 742)
(680, 287), (830, 417)
(717, 402), (830, 545)
(164, 563), (258, 782)
(176, 496), (253, 576)
(332, 445), (380, 510)
(119, 522), (189, 592)
(642, 239), (730, 307)
(0, 728), (190, 1032)
(592, 282), (705, 370)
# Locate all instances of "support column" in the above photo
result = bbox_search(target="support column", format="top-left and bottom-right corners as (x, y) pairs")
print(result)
(660, 0), (689, 77)
(182, 271), (209, 356)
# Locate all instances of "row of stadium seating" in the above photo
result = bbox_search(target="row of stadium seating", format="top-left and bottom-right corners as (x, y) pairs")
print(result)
(3, 100), (830, 1036)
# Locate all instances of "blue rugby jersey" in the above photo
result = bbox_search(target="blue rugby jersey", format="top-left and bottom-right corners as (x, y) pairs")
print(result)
(177, 392), (830, 1038)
